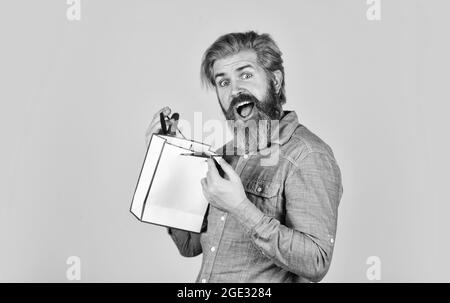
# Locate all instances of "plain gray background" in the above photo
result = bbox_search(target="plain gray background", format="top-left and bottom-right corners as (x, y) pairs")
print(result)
(1, 0), (449, 282)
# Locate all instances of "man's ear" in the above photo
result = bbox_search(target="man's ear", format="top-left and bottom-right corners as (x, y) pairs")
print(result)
(271, 70), (283, 94)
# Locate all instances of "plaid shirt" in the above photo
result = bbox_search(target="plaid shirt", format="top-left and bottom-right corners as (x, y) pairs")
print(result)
(169, 111), (343, 283)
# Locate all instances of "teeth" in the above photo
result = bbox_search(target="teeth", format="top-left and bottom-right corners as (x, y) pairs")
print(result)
(236, 101), (251, 109)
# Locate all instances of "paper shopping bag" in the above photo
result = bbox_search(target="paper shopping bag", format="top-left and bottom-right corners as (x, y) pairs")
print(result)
(130, 134), (213, 233)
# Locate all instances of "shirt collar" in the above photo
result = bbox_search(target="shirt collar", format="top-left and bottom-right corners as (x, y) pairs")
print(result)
(271, 110), (300, 146)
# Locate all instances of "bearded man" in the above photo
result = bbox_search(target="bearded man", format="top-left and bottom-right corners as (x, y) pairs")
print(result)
(146, 31), (343, 283)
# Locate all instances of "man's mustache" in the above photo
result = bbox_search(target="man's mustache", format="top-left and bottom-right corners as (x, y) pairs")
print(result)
(225, 93), (260, 120)
(230, 93), (259, 109)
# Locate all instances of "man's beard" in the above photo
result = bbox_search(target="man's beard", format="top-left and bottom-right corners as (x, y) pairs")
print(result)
(220, 81), (282, 154)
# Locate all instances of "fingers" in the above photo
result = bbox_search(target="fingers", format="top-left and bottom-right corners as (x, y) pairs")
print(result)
(147, 107), (172, 133)
(200, 177), (210, 201)
(215, 157), (237, 180)
(207, 159), (220, 181)
(201, 177), (208, 188)
(152, 106), (171, 120)
(146, 115), (174, 138)
(146, 119), (172, 136)
(145, 121), (158, 136)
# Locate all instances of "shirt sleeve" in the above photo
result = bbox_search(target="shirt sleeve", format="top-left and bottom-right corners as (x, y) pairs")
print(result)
(167, 228), (203, 257)
(232, 151), (343, 282)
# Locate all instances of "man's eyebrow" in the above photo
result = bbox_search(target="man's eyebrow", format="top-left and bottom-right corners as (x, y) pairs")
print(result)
(213, 64), (254, 81)
(235, 64), (254, 72)
(214, 72), (225, 80)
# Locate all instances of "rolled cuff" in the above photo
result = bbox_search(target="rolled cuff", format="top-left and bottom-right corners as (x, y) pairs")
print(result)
(232, 198), (265, 232)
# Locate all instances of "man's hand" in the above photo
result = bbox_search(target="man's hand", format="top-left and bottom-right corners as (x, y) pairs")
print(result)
(145, 106), (182, 147)
(200, 158), (249, 214)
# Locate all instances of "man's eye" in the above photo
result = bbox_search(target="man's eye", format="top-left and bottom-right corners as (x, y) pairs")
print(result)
(219, 80), (230, 87)
(241, 72), (253, 80)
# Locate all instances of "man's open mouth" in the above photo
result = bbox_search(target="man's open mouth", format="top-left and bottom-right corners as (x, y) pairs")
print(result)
(234, 101), (255, 120)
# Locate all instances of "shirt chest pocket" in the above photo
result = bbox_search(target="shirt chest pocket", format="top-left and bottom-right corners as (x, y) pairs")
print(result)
(244, 179), (280, 217)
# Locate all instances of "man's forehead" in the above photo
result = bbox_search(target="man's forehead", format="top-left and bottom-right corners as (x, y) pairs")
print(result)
(213, 50), (258, 73)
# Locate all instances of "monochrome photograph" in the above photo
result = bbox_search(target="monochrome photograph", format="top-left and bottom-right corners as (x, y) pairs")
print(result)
(0, 0), (449, 287)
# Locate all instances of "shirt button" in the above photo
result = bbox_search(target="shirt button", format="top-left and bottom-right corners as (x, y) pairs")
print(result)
(210, 246), (216, 252)
(256, 187), (262, 192)
(220, 216), (225, 221)
(330, 238), (334, 244)
(201, 279), (206, 283)
(243, 154), (249, 159)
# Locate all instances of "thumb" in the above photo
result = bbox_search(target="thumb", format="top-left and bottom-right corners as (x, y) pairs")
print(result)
(215, 157), (238, 180)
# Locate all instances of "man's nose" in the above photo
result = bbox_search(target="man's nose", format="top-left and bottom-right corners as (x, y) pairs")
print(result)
(230, 80), (245, 98)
